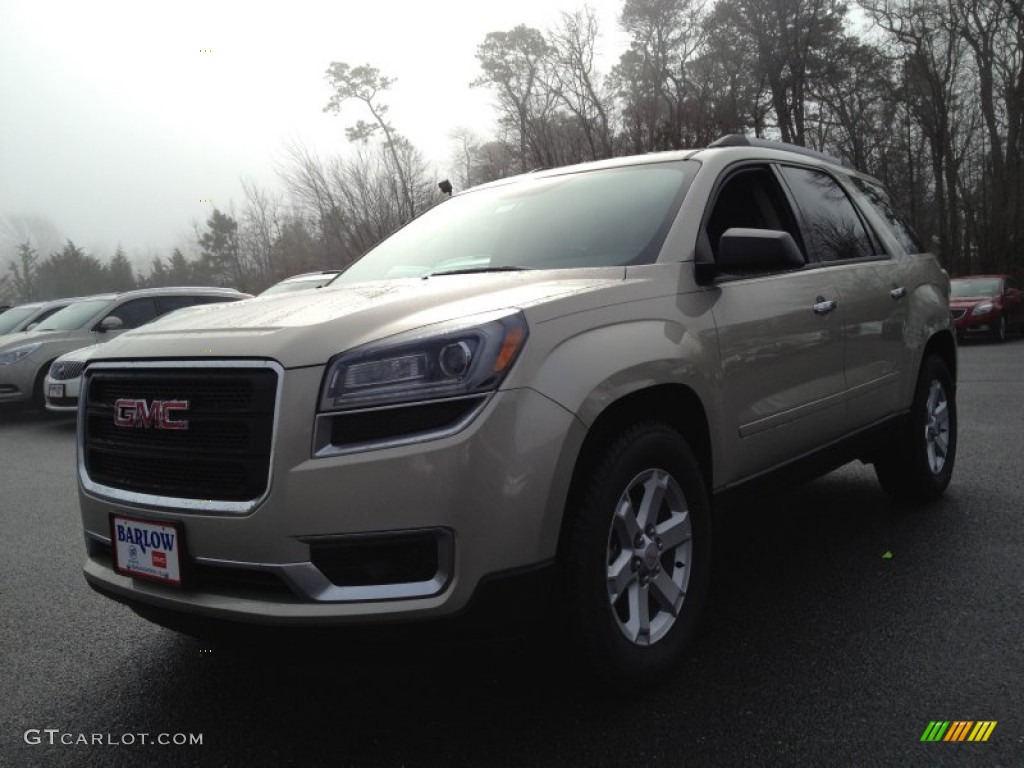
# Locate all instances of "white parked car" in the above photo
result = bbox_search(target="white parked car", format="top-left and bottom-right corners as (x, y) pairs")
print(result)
(44, 344), (103, 412)
(258, 270), (341, 296)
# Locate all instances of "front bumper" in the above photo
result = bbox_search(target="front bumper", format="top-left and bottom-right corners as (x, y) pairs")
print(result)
(951, 308), (997, 334)
(79, 366), (583, 626)
(44, 371), (81, 412)
(0, 358), (37, 403)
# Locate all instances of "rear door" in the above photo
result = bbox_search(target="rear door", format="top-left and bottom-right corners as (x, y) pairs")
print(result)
(777, 166), (908, 426)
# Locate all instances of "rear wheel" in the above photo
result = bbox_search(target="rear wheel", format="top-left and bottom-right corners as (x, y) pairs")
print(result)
(875, 355), (957, 503)
(564, 423), (711, 689)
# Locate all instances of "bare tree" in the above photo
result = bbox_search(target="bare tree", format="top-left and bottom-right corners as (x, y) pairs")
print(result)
(861, 0), (975, 271)
(278, 141), (350, 265)
(545, 7), (615, 159)
(240, 180), (283, 286)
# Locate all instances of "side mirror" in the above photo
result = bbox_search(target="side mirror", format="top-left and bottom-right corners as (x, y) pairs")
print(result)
(716, 228), (806, 272)
(97, 315), (124, 333)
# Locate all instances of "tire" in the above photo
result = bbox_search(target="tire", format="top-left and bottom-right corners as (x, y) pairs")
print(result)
(992, 314), (1007, 342)
(563, 422), (712, 689)
(32, 360), (56, 410)
(875, 355), (957, 503)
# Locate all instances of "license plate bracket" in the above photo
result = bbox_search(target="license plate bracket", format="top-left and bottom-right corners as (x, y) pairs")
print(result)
(110, 514), (186, 587)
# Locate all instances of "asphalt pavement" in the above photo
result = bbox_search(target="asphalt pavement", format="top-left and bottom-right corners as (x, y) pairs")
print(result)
(1, 339), (1022, 767)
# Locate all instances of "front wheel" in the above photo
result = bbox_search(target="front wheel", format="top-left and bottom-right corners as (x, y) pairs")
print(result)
(564, 423), (712, 689)
(992, 314), (1007, 342)
(875, 355), (957, 503)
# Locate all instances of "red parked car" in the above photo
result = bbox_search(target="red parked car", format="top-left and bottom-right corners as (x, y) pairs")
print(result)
(950, 275), (1023, 342)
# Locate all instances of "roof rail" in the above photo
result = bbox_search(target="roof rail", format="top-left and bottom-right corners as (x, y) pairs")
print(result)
(707, 134), (851, 168)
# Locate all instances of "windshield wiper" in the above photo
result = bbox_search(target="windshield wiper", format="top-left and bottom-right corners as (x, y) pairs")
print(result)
(425, 266), (532, 278)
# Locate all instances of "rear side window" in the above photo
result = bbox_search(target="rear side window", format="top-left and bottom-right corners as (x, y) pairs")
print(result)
(192, 295), (242, 305)
(850, 177), (922, 254)
(156, 295), (197, 315)
(778, 166), (877, 262)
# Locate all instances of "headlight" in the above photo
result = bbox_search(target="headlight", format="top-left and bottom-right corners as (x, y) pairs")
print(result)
(972, 302), (994, 316)
(319, 310), (528, 412)
(0, 343), (41, 365)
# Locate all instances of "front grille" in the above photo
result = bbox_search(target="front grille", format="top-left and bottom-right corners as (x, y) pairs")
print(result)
(50, 360), (86, 381)
(83, 366), (277, 502)
(950, 309), (967, 320)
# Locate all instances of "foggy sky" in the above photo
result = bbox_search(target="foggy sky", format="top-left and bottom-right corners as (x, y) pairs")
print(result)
(0, 0), (627, 271)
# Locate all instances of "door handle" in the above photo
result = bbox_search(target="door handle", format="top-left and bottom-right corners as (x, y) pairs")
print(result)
(890, 286), (907, 300)
(813, 297), (838, 315)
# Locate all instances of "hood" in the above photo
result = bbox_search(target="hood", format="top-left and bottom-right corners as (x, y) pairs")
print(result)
(0, 329), (74, 351)
(950, 296), (998, 306)
(90, 271), (626, 368)
(55, 343), (105, 364)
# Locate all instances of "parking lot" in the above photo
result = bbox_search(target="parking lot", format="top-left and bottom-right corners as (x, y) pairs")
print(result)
(1, 340), (1022, 767)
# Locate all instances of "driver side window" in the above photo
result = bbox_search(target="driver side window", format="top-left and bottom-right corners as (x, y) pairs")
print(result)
(105, 298), (158, 330)
(705, 166), (804, 262)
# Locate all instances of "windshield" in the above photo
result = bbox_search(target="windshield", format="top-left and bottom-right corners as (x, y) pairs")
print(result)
(35, 299), (113, 331)
(336, 161), (697, 283)
(951, 278), (1000, 298)
(0, 306), (40, 334)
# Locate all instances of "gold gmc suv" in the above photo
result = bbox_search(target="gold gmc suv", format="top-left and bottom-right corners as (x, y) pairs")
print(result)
(78, 137), (956, 687)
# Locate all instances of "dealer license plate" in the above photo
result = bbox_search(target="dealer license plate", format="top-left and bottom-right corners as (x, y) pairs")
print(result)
(111, 515), (183, 586)
(48, 383), (64, 399)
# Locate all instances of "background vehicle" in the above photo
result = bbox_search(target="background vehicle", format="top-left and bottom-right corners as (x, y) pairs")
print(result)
(0, 297), (80, 341)
(259, 270), (342, 296)
(43, 344), (103, 412)
(950, 274), (1023, 341)
(0, 287), (250, 408)
(78, 138), (955, 688)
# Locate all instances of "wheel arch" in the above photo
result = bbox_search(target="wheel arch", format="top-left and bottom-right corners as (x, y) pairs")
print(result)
(922, 329), (957, 384)
(555, 383), (712, 562)
(32, 356), (60, 408)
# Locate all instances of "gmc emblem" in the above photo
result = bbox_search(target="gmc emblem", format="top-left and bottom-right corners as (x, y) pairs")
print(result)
(113, 398), (190, 430)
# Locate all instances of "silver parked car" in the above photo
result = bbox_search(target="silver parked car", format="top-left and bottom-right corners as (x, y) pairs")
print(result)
(0, 287), (250, 408)
(78, 137), (956, 687)
(0, 297), (81, 341)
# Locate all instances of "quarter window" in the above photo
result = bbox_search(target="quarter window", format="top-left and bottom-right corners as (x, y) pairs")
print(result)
(778, 166), (876, 262)
(850, 177), (922, 254)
